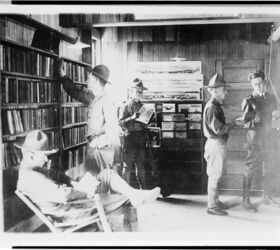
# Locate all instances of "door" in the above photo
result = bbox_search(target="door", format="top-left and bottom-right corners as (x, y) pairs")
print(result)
(216, 59), (265, 194)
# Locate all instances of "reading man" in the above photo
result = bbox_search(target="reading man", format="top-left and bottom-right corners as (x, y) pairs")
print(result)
(203, 74), (235, 216)
(16, 130), (161, 231)
(118, 78), (149, 189)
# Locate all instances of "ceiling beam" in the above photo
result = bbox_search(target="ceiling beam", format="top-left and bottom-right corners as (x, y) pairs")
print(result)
(92, 17), (279, 28)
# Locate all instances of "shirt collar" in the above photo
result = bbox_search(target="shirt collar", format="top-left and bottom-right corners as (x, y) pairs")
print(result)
(94, 89), (105, 101)
(252, 91), (266, 98)
(210, 97), (221, 106)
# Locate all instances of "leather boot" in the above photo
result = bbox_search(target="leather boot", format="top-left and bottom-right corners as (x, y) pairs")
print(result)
(242, 176), (257, 213)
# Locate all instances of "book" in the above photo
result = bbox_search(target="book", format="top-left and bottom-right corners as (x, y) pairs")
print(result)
(135, 105), (154, 125)
(0, 44), (3, 71)
(75, 172), (100, 194)
(6, 110), (15, 135)
(2, 44), (53, 77)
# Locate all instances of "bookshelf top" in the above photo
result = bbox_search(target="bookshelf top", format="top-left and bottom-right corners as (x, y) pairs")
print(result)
(60, 56), (92, 68)
(5, 15), (76, 44)
(0, 37), (58, 58)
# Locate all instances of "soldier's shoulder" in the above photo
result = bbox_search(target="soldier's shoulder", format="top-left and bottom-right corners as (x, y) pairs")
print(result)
(242, 94), (254, 104)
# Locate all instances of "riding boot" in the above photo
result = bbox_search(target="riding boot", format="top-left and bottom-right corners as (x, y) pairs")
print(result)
(242, 176), (257, 213)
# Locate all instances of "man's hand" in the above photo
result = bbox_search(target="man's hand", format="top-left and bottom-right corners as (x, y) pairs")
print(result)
(58, 59), (66, 78)
(229, 120), (237, 129)
(272, 110), (280, 120)
(131, 112), (140, 120)
(86, 186), (97, 199)
(254, 112), (261, 123)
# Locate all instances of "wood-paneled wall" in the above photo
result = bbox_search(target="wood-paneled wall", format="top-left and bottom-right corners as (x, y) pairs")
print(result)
(100, 23), (280, 194)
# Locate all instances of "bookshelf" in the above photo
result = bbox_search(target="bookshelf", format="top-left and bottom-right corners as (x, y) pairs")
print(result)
(59, 57), (90, 172)
(0, 15), (92, 231)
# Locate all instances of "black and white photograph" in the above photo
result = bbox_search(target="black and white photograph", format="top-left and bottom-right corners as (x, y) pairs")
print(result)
(1, 4), (280, 248)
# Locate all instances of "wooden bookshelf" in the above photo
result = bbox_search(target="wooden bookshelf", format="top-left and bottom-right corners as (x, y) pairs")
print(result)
(0, 15), (92, 231)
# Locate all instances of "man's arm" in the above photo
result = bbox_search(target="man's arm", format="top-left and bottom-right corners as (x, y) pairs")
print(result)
(207, 107), (230, 136)
(60, 76), (94, 105)
(118, 103), (138, 128)
(237, 98), (259, 128)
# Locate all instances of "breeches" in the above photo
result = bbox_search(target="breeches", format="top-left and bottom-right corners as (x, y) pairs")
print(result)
(85, 143), (115, 174)
(204, 139), (226, 208)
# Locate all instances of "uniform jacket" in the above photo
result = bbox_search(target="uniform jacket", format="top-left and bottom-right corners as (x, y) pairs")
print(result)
(17, 163), (96, 223)
(118, 99), (146, 134)
(203, 97), (230, 142)
(61, 76), (119, 147)
(239, 92), (276, 146)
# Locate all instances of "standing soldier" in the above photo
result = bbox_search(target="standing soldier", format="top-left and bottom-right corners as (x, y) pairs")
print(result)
(59, 61), (120, 175)
(203, 74), (236, 216)
(237, 70), (280, 212)
(118, 78), (148, 189)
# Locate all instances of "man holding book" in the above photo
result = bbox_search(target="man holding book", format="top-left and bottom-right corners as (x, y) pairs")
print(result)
(16, 130), (161, 231)
(59, 61), (120, 175)
(118, 78), (150, 189)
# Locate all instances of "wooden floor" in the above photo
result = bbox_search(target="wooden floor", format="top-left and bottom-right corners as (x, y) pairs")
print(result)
(33, 194), (280, 236)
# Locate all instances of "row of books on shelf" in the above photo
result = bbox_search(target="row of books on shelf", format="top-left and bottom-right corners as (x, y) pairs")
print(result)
(2, 131), (59, 168)
(61, 86), (86, 103)
(64, 146), (86, 169)
(63, 61), (88, 83)
(2, 108), (58, 135)
(0, 44), (54, 77)
(62, 126), (87, 148)
(62, 106), (88, 125)
(1, 77), (58, 104)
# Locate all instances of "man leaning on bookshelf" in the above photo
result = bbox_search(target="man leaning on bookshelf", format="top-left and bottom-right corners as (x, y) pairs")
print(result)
(58, 60), (119, 174)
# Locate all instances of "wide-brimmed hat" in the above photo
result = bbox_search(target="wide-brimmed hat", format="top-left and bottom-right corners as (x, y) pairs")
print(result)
(130, 78), (148, 90)
(90, 65), (111, 85)
(14, 130), (58, 155)
(204, 73), (227, 88)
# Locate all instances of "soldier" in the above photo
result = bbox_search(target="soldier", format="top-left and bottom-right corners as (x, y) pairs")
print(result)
(59, 61), (120, 175)
(16, 130), (161, 231)
(237, 70), (280, 212)
(118, 78), (148, 189)
(203, 74), (236, 216)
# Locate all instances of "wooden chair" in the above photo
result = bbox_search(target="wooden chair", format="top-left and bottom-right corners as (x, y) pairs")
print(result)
(15, 190), (112, 233)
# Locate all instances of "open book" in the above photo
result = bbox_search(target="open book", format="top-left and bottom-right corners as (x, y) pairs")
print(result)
(75, 172), (100, 194)
(136, 105), (154, 125)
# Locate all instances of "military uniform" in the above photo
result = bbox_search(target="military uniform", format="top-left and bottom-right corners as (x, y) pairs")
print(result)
(240, 92), (278, 201)
(61, 76), (119, 175)
(118, 99), (147, 189)
(203, 73), (231, 216)
(203, 97), (230, 210)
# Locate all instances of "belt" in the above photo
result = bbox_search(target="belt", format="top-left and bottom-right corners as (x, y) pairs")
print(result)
(87, 132), (105, 141)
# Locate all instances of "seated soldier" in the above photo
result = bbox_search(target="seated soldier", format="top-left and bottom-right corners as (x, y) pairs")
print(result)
(16, 130), (161, 231)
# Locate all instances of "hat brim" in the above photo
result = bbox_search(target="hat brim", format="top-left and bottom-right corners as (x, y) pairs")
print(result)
(132, 86), (148, 90)
(14, 143), (59, 155)
(203, 84), (229, 88)
(91, 71), (111, 85)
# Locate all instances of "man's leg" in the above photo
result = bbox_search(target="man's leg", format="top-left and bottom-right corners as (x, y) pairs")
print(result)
(135, 148), (146, 189)
(205, 139), (227, 216)
(97, 169), (160, 209)
(122, 136), (137, 185)
(243, 144), (262, 212)
(97, 169), (160, 231)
